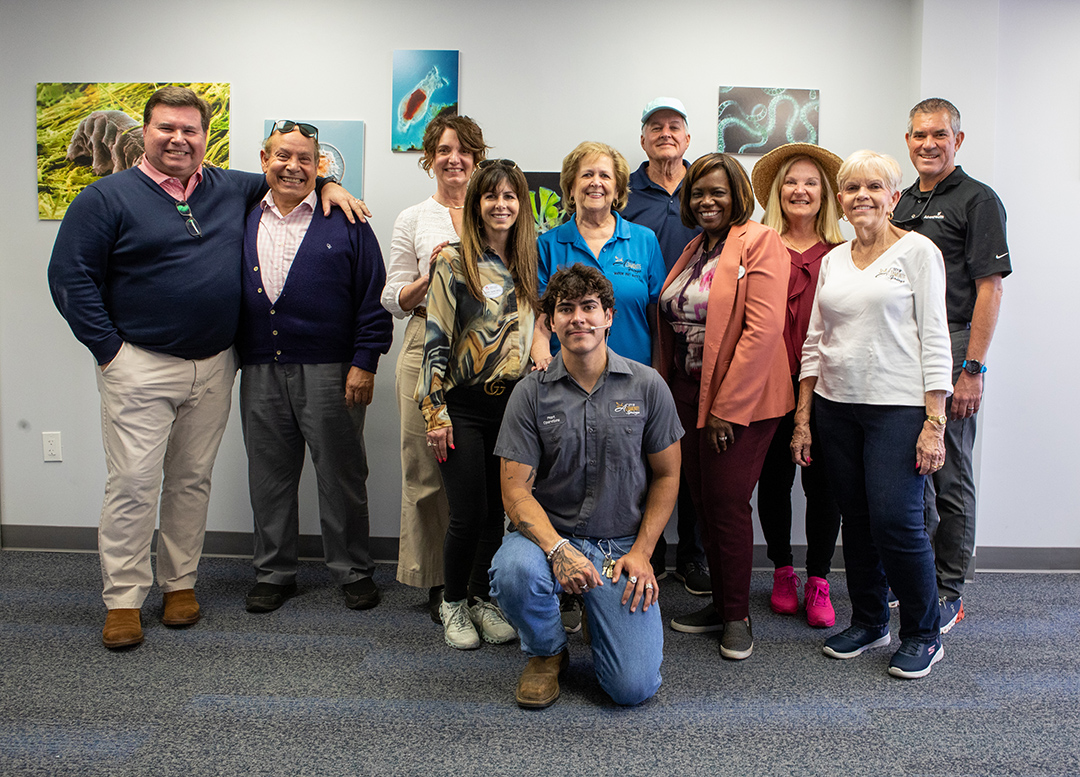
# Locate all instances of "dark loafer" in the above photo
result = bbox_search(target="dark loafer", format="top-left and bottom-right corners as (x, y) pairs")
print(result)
(343, 577), (381, 610)
(245, 581), (297, 613)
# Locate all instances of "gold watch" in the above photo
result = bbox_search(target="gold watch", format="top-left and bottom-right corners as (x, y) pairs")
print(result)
(926, 414), (947, 425)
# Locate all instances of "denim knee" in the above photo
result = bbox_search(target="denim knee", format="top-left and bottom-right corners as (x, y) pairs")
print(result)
(597, 668), (661, 707)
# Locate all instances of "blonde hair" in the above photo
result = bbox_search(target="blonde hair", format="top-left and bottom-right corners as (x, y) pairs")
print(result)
(559, 142), (630, 214)
(762, 155), (844, 244)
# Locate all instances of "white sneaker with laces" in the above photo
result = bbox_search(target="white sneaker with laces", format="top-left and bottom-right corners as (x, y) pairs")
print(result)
(469, 600), (517, 644)
(440, 598), (480, 650)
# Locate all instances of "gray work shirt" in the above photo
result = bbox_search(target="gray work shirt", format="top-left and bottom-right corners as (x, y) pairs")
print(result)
(495, 348), (683, 538)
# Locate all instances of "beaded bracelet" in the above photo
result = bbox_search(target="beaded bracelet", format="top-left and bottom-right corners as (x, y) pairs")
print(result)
(546, 538), (569, 563)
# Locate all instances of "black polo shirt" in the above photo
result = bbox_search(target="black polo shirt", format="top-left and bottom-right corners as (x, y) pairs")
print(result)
(893, 166), (1011, 324)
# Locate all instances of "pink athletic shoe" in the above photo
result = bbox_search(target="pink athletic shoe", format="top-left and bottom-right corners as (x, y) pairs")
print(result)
(770, 566), (800, 615)
(804, 576), (836, 628)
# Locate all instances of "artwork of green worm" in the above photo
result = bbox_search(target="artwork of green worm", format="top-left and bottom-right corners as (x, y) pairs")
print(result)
(717, 87), (819, 154)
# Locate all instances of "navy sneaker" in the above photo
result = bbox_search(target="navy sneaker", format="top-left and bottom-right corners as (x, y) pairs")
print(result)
(938, 596), (964, 634)
(888, 636), (944, 679)
(822, 624), (891, 659)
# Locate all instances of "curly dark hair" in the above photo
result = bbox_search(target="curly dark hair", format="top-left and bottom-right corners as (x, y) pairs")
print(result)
(540, 264), (615, 320)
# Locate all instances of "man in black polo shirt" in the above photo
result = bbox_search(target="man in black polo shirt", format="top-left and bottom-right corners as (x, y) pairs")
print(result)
(893, 98), (1011, 633)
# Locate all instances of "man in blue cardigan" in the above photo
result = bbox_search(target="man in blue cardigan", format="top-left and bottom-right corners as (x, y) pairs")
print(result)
(49, 88), (368, 650)
(236, 122), (393, 613)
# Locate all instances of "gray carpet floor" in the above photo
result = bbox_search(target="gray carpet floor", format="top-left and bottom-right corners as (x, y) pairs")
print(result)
(0, 549), (1077, 776)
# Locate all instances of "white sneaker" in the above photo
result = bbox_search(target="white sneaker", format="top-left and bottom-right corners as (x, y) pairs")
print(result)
(440, 599), (480, 650)
(469, 600), (518, 644)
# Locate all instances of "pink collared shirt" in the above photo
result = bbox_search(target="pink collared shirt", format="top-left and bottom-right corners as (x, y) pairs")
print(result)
(257, 189), (317, 303)
(138, 157), (204, 201)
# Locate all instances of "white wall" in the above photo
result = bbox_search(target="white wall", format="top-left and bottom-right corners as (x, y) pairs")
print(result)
(0, 0), (1072, 550)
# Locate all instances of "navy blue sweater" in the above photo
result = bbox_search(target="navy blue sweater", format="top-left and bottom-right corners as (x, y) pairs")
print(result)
(235, 203), (393, 373)
(49, 167), (265, 363)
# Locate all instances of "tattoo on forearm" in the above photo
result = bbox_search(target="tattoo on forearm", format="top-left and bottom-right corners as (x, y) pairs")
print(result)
(513, 516), (541, 545)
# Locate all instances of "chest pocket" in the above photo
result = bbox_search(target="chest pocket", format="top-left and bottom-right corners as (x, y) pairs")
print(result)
(606, 420), (645, 472)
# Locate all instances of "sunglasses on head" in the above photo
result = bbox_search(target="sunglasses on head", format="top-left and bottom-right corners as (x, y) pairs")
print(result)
(477, 158), (518, 170)
(271, 120), (319, 140)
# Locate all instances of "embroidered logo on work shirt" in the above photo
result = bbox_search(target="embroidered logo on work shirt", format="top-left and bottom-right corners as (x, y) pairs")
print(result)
(610, 400), (643, 417)
(876, 267), (908, 283)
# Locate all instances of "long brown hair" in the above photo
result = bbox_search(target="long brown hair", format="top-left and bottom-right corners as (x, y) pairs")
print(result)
(458, 162), (539, 313)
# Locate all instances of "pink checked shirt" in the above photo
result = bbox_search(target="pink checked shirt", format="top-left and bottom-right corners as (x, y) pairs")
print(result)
(256, 189), (317, 303)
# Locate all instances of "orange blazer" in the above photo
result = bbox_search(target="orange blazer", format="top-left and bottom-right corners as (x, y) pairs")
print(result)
(657, 221), (794, 429)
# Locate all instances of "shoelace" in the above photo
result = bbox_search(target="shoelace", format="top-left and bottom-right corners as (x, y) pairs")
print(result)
(895, 639), (925, 657)
(448, 603), (472, 628)
(806, 582), (829, 607)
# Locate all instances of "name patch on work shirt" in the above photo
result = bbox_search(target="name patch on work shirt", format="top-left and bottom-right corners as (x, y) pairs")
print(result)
(540, 412), (566, 428)
(609, 400), (644, 418)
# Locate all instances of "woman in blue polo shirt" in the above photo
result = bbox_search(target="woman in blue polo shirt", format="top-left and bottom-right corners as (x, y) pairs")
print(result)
(532, 142), (665, 368)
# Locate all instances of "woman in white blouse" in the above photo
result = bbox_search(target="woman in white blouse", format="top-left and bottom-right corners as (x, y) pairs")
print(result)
(381, 113), (488, 620)
(792, 150), (952, 680)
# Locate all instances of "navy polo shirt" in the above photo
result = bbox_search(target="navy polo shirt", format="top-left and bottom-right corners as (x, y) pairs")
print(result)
(623, 161), (702, 272)
(495, 349), (683, 539)
(893, 166), (1011, 324)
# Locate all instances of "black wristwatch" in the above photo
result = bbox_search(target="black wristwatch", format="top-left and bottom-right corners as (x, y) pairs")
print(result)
(962, 359), (987, 375)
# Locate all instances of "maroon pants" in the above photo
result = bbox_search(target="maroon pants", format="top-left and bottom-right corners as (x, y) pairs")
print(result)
(672, 370), (780, 622)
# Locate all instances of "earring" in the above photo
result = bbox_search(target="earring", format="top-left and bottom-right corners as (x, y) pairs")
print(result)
(841, 213), (849, 222)
(887, 211), (894, 220)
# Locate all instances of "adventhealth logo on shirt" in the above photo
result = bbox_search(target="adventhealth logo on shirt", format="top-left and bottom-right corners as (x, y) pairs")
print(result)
(922, 212), (945, 220)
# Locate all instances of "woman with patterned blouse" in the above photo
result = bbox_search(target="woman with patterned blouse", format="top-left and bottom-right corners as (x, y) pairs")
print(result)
(419, 160), (540, 650)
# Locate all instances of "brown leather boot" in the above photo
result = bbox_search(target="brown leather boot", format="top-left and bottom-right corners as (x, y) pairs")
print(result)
(162, 589), (200, 626)
(102, 608), (143, 649)
(515, 649), (569, 709)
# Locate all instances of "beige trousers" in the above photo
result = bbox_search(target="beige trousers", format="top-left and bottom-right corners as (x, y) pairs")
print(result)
(394, 315), (450, 588)
(95, 343), (237, 609)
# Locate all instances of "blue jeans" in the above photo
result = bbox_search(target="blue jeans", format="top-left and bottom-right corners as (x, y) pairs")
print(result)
(814, 398), (940, 642)
(490, 531), (663, 706)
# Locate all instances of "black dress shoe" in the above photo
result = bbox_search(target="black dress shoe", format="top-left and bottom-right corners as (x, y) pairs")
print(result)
(343, 577), (381, 610)
(245, 581), (297, 613)
(428, 586), (444, 623)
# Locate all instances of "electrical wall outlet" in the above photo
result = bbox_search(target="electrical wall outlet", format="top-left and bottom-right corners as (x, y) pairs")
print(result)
(42, 432), (62, 462)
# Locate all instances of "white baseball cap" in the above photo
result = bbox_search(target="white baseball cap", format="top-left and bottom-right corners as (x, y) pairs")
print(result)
(641, 97), (688, 125)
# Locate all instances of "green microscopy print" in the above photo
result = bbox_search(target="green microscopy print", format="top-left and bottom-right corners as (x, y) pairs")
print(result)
(37, 82), (231, 220)
(524, 171), (564, 235)
(716, 86), (819, 156)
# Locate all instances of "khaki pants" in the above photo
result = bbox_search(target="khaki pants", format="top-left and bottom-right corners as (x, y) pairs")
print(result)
(95, 343), (237, 609)
(394, 315), (450, 588)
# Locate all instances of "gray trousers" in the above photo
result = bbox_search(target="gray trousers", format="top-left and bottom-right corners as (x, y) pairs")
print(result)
(240, 362), (374, 586)
(924, 327), (978, 599)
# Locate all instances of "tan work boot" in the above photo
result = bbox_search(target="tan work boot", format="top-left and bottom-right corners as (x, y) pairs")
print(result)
(161, 589), (200, 626)
(515, 649), (569, 709)
(102, 608), (143, 649)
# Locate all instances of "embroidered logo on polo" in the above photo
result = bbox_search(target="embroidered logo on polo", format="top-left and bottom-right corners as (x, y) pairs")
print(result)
(876, 267), (908, 283)
(610, 400), (643, 417)
(540, 412), (566, 428)
(922, 212), (945, 220)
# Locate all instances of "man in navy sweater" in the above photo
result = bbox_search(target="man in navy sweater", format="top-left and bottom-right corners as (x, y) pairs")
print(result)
(236, 122), (392, 614)
(48, 88), (366, 649)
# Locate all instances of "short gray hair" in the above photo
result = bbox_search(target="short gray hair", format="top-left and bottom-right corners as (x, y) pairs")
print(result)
(837, 150), (903, 197)
(908, 98), (961, 135)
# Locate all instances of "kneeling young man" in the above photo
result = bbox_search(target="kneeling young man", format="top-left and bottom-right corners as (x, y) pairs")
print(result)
(490, 264), (683, 708)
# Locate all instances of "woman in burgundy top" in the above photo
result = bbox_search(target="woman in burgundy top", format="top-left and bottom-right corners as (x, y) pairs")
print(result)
(751, 143), (845, 628)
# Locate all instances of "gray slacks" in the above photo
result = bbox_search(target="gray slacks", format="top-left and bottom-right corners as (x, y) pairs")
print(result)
(240, 362), (374, 585)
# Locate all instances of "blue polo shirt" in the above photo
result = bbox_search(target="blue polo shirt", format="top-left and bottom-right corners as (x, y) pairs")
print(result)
(495, 349), (683, 538)
(623, 161), (702, 272)
(538, 212), (665, 365)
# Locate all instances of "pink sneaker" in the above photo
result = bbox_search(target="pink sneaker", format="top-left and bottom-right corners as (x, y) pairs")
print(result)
(770, 566), (800, 615)
(804, 576), (836, 628)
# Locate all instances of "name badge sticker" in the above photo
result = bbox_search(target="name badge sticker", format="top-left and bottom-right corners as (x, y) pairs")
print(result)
(737, 265), (746, 280)
(482, 282), (503, 299)
(609, 400), (644, 418)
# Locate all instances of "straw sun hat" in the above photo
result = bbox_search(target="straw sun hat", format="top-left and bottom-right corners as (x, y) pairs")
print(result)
(751, 143), (843, 210)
